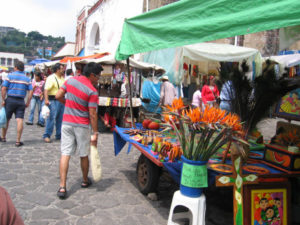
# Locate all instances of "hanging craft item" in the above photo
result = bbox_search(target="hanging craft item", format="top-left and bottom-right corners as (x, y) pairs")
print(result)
(183, 62), (189, 71)
(182, 62), (190, 86)
(192, 65), (199, 77)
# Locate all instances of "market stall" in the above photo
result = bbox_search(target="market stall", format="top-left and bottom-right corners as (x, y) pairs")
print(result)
(113, 0), (300, 223)
(141, 43), (262, 109)
(76, 55), (165, 129)
(113, 98), (300, 225)
(262, 54), (300, 123)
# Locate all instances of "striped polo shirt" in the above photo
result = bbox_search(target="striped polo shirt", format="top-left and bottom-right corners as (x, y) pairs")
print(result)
(2, 71), (32, 98)
(61, 76), (98, 128)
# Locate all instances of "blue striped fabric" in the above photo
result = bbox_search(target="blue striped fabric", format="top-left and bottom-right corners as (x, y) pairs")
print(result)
(2, 71), (32, 98)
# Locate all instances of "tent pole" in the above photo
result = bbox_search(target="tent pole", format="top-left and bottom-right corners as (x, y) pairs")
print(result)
(126, 58), (136, 128)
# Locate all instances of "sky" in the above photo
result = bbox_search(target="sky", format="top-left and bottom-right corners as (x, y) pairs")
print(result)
(0, 0), (98, 42)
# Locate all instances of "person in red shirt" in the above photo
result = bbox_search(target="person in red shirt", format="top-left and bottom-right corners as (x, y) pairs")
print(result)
(201, 76), (219, 108)
(55, 62), (103, 199)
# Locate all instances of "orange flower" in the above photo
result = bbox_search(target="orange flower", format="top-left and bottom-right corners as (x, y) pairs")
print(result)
(199, 106), (226, 124)
(163, 114), (175, 122)
(184, 107), (201, 123)
(221, 113), (243, 132)
(166, 98), (184, 112)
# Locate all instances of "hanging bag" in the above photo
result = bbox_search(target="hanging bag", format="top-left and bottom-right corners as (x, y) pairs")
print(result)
(41, 105), (50, 119)
(0, 107), (7, 128)
(90, 145), (102, 182)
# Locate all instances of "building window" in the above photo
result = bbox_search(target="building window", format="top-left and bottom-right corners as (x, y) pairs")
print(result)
(0, 58), (5, 65)
(7, 58), (12, 66)
(14, 58), (18, 65)
(95, 28), (99, 45)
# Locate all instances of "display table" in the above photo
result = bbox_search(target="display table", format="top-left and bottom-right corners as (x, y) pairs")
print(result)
(98, 97), (141, 107)
(113, 126), (300, 224)
(114, 126), (300, 185)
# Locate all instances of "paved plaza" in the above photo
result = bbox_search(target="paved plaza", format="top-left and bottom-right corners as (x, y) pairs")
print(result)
(0, 120), (176, 224)
(0, 100), (235, 224)
(1, 95), (298, 224)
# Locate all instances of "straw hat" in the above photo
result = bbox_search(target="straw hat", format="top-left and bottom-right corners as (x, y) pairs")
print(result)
(160, 75), (169, 81)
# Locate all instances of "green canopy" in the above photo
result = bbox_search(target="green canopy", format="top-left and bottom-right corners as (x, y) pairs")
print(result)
(116, 0), (300, 60)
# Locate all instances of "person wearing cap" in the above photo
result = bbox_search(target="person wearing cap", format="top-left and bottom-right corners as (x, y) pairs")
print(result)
(201, 76), (219, 108)
(158, 75), (177, 106)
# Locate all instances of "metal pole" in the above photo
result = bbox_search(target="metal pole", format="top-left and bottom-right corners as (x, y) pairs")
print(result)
(126, 58), (136, 128)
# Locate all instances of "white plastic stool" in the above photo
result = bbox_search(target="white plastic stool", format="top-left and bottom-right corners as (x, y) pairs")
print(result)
(168, 190), (206, 225)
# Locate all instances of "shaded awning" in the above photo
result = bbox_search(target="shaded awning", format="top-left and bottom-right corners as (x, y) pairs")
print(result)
(116, 0), (300, 60)
(60, 52), (109, 63)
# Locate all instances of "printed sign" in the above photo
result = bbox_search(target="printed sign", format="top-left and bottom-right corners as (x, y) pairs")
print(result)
(181, 163), (208, 188)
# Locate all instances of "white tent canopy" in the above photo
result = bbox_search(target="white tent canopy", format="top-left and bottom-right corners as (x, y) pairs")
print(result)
(77, 54), (165, 73)
(181, 43), (262, 64)
(263, 54), (300, 76)
(34, 60), (61, 71)
(266, 54), (300, 68)
(143, 43), (262, 84)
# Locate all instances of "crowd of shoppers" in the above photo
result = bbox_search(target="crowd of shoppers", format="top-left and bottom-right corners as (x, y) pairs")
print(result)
(0, 61), (101, 202)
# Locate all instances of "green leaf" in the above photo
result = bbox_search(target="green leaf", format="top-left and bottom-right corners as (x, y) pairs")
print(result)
(204, 128), (227, 160)
(193, 128), (209, 161)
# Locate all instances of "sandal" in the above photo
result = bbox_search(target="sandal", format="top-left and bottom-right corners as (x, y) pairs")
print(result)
(81, 178), (92, 188)
(15, 142), (24, 147)
(57, 187), (67, 199)
(0, 137), (6, 142)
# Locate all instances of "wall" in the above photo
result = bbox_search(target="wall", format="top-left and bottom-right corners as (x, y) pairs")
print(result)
(85, 0), (143, 56)
(0, 52), (24, 69)
(146, 0), (178, 11)
(75, 7), (90, 55)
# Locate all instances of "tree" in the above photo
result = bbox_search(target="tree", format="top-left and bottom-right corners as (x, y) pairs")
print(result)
(27, 31), (44, 41)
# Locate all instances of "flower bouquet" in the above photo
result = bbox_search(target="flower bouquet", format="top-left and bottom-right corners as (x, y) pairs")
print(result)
(162, 98), (248, 162)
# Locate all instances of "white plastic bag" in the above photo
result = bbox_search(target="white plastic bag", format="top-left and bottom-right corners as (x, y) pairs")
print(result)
(90, 145), (102, 182)
(0, 107), (7, 128)
(41, 105), (50, 119)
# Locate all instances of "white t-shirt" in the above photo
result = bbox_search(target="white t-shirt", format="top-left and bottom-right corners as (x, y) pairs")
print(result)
(192, 90), (202, 107)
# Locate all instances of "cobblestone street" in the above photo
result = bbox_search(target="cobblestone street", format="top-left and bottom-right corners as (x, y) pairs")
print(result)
(0, 100), (178, 224)
(2, 95), (298, 224)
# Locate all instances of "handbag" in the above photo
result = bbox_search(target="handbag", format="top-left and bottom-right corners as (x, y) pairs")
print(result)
(90, 145), (102, 182)
(0, 107), (7, 128)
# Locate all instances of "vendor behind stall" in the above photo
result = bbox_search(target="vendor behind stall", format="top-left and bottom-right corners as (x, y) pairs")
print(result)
(158, 75), (177, 106)
(120, 77), (128, 98)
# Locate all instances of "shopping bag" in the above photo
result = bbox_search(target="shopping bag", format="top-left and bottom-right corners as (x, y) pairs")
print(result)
(0, 107), (7, 128)
(41, 105), (50, 119)
(90, 145), (102, 182)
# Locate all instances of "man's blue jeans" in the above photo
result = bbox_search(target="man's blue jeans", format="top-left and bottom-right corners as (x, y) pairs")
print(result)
(43, 100), (64, 139)
(28, 96), (44, 125)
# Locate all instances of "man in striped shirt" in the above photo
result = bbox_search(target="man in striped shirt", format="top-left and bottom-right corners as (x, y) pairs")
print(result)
(55, 62), (102, 199)
(1, 61), (33, 147)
